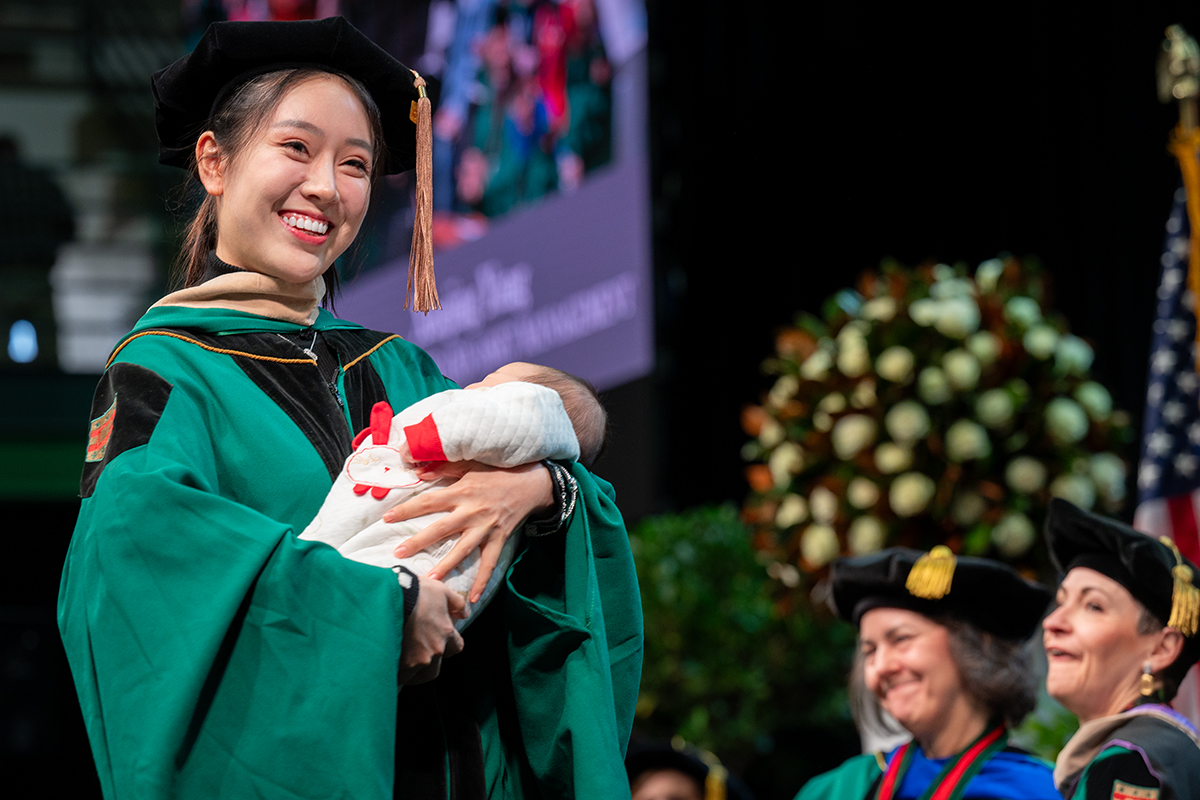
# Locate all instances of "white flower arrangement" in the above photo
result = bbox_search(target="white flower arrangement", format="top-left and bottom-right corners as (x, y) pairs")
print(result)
(800, 524), (840, 567)
(975, 388), (1015, 429)
(945, 419), (992, 462)
(1075, 382), (1113, 421)
(966, 331), (1001, 366)
(1023, 325), (1060, 360)
(831, 415), (877, 460)
(837, 328), (871, 378)
(1051, 472), (1097, 510)
(847, 477), (881, 509)
(943, 349), (981, 391)
(992, 512), (1036, 557)
(1005, 296), (1041, 328)
(848, 516), (886, 554)
(1005, 456), (1048, 493)
(742, 256), (1133, 586)
(875, 442), (914, 474)
(934, 296), (981, 339)
(775, 493), (808, 528)
(918, 367), (952, 404)
(1055, 335), (1094, 376)
(1045, 397), (1089, 445)
(876, 346), (916, 383)
(809, 486), (839, 524)
(768, 442), (805, 488)
(885, 401), (931, 444)
(890, 472), (937, 517)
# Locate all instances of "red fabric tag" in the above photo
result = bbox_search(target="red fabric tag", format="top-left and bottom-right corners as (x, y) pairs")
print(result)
(369, 401), (393, 446)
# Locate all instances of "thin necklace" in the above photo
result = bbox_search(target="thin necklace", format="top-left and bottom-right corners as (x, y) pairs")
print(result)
(276, 331), (319, 362)
(274, 331), (343, 408)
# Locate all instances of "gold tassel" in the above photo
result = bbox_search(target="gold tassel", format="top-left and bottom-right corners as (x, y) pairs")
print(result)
(671, 737), (727, 800)
(407, 71), (439, 313)
(704, 765), (727, 800)
(905, 545), (956, 600)
(1159, 536), (1200, 636)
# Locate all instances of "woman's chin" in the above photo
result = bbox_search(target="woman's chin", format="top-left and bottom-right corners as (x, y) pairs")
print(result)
(880, 702), (919, 733)
(1044, 665), (1082, 711)
(259, 261), (331, 285)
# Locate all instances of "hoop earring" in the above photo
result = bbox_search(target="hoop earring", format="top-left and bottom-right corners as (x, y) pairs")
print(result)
(1141, 662), (1155, 697)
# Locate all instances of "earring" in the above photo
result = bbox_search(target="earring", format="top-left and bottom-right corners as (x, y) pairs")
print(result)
(1141, 662), (1155, 697)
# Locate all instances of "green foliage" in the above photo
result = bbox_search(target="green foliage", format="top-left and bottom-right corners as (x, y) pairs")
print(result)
(1011, 690), (1080, 762)
(630, 505), (857, 771)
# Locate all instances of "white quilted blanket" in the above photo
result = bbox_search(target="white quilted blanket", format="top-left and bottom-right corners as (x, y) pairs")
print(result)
(299, 382), (579, 629)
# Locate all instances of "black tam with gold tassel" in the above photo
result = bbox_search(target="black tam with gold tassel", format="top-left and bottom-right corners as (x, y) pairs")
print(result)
(830, 546), (1051, 642)
(1045, 497), (1200, 686)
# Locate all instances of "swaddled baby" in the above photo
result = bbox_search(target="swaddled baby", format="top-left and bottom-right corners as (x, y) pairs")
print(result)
(300, 362), (606, 629)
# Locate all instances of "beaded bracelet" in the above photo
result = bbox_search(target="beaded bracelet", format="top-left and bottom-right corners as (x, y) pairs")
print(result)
(524, 460), (579, 537)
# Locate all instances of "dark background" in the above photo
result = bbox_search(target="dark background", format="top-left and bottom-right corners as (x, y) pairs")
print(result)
(5, 2), (1200, 796)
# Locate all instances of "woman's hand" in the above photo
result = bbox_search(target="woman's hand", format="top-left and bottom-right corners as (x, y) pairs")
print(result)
(383, 461), (554, 602)
(398, 577), (467, 685)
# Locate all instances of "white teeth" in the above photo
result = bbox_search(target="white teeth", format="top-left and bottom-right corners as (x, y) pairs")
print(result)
(283, 215), (329, 235)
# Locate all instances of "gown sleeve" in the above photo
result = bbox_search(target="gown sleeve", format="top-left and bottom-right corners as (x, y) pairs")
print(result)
(489, 462), (644, 797)
(1069, 746), (1162, 800)
(58, 358), (410, 800)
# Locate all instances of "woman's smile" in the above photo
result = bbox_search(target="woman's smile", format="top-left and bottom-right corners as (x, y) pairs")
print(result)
(280, 211), (332, 240)
(879, 674), (921, 699)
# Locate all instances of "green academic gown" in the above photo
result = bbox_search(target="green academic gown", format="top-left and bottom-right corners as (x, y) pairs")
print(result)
(57, 305), (643, 800)
(796, 753), (882, 800)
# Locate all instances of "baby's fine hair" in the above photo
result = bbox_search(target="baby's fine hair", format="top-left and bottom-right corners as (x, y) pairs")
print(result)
(520, 366), (608, 468)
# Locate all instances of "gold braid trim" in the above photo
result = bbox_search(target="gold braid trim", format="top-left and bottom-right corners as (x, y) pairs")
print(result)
(105, 330), (401, 372)
(342, 334), (402, 370)
(106, 331), (315, 370)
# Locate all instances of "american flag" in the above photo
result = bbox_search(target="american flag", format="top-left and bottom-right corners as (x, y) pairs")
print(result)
(1133, 183), (1200, 723)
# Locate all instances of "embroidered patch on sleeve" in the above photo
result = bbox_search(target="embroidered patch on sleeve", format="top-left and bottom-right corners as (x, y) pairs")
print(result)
(85, 396), (117, 462)
(80, 362), (173, 498)
(1112, 780), (1159, 800)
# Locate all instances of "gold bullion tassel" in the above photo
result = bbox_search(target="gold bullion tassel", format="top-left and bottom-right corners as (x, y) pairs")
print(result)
(704, 765), (727, 800)
(1160, 536), (1200, 636)
(407, 71), (440, 313)
(906, 545), (956, 600)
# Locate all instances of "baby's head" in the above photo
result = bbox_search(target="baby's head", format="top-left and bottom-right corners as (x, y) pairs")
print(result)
(469, 362), (608, 467)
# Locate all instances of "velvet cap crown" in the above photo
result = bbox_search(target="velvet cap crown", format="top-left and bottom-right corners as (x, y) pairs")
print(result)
(151, 16), (419, 175)
(830, 547), (1052, 641)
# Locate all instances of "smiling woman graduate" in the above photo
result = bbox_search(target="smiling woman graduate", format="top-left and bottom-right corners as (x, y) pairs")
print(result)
(797, 547), (1059, 800)
(56, 17), (641, 800)
(1043, 498), (1200, 800)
